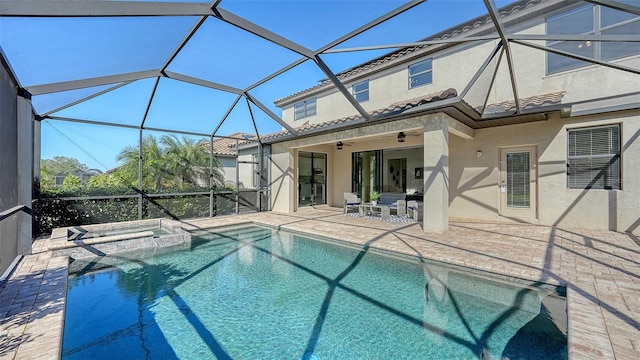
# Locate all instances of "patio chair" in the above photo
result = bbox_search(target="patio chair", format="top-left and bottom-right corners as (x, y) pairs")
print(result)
(407, 200), (423, 221)
(343, 192), (361, 214)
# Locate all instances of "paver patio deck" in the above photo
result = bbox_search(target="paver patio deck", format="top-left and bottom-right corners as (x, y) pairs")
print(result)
(1, 207), (639, 359)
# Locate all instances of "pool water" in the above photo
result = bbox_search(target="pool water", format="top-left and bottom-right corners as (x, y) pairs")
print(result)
(63, 226), (567, 359)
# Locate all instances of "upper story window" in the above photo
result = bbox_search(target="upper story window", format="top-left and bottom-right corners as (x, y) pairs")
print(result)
(294, 98), (316, 120)
(408, 58), (433, 88)
(547, 3), (640, 75)
(567, 124), (621, 190)
(352, 80), (369, 102)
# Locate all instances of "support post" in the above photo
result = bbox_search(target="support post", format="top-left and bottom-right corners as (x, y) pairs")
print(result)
(423, 119), (449, 233)
(235, 138), (240, 214)
(17, 96), (33, 254)
(138, 129), (143, 220)
(209, 135), (214, 217)
(257, 142), (263, 212)
(266, 145), (271, 211)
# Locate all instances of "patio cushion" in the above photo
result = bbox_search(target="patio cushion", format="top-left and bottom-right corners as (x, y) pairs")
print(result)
(378, 193), (406, 206)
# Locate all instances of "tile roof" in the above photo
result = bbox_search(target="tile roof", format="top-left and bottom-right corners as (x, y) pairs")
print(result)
(243, 88), (459, 145)
(209, 132), (255, 156)
(274, 0), (546, 106)
(244, 88), (565, 146)
(482, 91), (566, 114)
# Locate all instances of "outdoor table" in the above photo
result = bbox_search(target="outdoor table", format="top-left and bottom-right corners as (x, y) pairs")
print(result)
(358, 203), (391, 219)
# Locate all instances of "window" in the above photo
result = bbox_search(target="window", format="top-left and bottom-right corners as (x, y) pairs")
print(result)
(352, 80), (369, 102)
(294, 98), (316, 120)
(547, 3), (640, 74)
(567, 125), (621, 189)
(408, 59), (432, 88)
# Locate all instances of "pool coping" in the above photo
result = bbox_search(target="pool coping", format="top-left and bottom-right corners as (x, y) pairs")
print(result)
(1, 210), (638, 359)
(195, 222), (568, 301)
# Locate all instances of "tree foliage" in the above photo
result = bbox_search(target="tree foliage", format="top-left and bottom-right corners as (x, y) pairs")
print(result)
(40, 156), (90, 188)
(62, 174), (81, 188)
(115, 135), (225, 191)
(40, 135), (226, 192)
(35, 135), (235, 235)
(41, 156), (89, 175)
(87, 173), (126, 187)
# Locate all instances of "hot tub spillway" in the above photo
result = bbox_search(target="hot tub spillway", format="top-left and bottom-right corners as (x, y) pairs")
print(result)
(49, 219), (191, 259)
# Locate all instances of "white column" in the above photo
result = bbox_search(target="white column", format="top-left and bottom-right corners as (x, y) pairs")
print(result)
(17, 96), (33, 254)
(423, 121), (449, 233)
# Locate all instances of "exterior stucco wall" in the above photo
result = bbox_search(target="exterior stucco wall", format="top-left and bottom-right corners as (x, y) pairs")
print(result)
(449, 110), (640, 234)
(237, 152), (254, 189)
(279, 6), (639, 126)
(492, 20), (640, 105)
(270, 144), (294, 213)
(271, 109), (639, 234)
(281, 40), (497, 125)
(217, 156), (237, 186)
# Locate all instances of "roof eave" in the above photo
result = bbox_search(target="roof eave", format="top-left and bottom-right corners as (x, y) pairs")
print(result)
(274, 0), (570, 107)
(263, 100), (572, 144)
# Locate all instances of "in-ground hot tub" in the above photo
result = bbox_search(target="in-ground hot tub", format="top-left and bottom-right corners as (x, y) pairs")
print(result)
(49, 218), (191, 259)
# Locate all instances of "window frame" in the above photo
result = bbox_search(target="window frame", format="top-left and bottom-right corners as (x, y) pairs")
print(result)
(408, 58), (433, 89)
(294, 98), (317, 120)
(566, 124), (621, 190)
(352, 80), (369, 102)
(546, 4), (640, 75)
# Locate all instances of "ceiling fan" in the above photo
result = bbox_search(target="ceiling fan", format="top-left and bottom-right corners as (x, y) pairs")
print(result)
(381, 130), (422, 142)
(335, 141), (353, 150)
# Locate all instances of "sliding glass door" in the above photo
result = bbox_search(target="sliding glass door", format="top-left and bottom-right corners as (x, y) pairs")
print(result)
(352, 150), (382, 202)
(298, 152), (326, 207)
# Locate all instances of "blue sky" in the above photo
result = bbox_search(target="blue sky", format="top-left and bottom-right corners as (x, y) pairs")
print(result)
(1, 0), (515, 170)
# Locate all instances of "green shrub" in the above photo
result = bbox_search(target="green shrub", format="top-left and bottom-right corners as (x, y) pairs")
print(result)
(35, 185), (237, 236)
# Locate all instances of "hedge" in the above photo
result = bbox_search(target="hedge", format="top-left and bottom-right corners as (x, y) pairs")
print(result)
(34, 185), (243, 236)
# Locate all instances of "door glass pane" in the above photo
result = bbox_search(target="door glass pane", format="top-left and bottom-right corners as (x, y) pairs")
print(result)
(313, 154), (326, 205)
(506, 152), (530, 208)
(352, 150), (381, 202)
(299, 152), (313, 207)
(299, 152), (326, 207)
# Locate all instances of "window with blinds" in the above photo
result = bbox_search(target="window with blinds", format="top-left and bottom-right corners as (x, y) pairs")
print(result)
(567, 125), (621, 189)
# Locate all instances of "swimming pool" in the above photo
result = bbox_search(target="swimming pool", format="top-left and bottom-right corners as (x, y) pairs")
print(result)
(63, 225), (567, 359)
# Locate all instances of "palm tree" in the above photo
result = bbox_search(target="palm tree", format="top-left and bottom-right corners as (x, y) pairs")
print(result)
(116, 136), (170, 190)
(161, 135), (210, 189)
(115, 135), (225, 191)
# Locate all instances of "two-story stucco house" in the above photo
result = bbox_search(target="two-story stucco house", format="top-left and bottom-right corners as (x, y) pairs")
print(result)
(251, 0), (639, 234)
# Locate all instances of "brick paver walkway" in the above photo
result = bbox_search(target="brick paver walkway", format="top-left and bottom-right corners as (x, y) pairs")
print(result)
(1, 208), (638, 359)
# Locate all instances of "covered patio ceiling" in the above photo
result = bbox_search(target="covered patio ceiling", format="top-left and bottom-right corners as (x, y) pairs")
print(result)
(1, 0), (639, 141)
